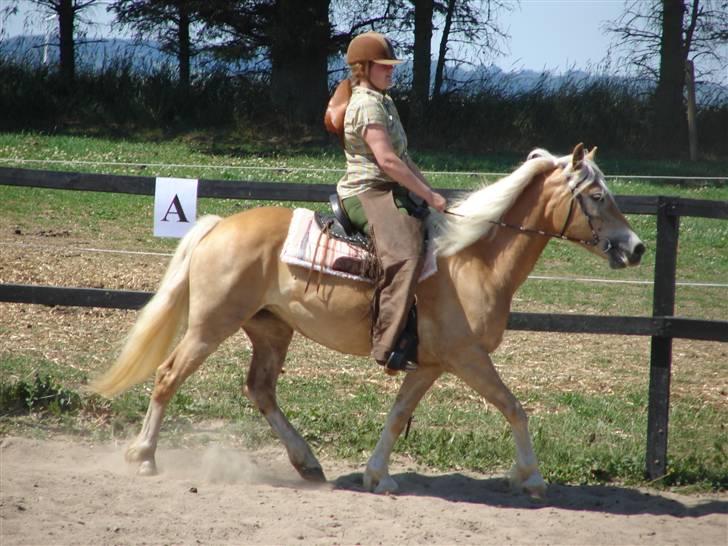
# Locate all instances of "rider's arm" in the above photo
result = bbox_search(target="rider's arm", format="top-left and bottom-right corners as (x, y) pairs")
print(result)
(403, 154), (432, 189)
(363, 124), (446, 212)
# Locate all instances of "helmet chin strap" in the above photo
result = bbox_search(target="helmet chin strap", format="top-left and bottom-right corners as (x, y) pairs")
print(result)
(359, 78), (389, 95)
(360, 61), (395, 94)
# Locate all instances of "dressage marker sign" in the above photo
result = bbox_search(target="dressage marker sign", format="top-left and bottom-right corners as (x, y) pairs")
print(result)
(153, 177), (198, 238)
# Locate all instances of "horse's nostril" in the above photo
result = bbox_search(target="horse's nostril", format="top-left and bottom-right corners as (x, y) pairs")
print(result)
(634, 243), (646, 257)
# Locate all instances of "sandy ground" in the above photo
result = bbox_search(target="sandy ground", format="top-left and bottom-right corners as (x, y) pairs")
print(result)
(1, 436), (726, 546)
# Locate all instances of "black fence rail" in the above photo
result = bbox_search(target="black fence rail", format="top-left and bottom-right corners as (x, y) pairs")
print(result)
(1, 166), (727, 481)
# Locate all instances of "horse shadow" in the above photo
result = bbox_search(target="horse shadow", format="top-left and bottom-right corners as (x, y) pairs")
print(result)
(332, 471), (728, 518)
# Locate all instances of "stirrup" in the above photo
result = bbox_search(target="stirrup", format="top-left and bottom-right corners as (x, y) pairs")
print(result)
(383, 307), (419, 372)
(385, 349), (418, 372)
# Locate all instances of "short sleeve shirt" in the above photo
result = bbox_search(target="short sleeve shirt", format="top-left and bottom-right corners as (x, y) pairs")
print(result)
(337, 86), (408, 199)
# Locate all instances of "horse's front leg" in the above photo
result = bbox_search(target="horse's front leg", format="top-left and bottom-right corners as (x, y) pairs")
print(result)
(364, 366), (442, 493)
(451, 346), (546, 498)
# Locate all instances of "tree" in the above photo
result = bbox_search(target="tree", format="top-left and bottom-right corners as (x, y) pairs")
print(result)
(606, 0), (728, 155)
(411, 0), (434, 113)
(110, 0), (205, 88)
(19, 0), (103, 82)
(197, 0), (332, 127)
(382, 1), (511, 102)
(654, 0), (688, 153)
(268, 0), (331, 125)
(432, 0), (511, 98)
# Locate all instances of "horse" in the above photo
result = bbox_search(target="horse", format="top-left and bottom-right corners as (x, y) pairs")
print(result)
(91, 143), (645, 497)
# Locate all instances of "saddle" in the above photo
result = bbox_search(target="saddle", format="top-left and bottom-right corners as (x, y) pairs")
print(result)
(313, 194), (369, 249)
(317, 193), (420, 374)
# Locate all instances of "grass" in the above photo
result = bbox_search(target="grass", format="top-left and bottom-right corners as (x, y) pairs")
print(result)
(0, 131), (726, 491)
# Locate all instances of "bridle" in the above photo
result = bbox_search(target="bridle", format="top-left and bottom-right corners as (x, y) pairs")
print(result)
(444, 177), (603, 248)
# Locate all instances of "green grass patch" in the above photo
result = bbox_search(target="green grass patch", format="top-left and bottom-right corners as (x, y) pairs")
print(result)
(0, 369), (81, 416)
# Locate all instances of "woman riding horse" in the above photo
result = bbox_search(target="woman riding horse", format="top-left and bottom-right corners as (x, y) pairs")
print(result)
(91, 144), (644, 498)
(334, 32), (447, 373)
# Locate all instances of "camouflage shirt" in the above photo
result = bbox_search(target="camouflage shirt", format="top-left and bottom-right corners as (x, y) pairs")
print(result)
(337, 86), (408, 199)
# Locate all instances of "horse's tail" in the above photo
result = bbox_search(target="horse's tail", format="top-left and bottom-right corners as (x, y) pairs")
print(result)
(90, 215), (222, 398)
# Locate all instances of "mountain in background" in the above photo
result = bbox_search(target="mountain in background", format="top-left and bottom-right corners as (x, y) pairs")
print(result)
(2, 35), (726, 105)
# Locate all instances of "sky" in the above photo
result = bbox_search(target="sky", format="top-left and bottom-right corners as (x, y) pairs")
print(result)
(499, 0), (625, 72)
(1, 0), (725, 82)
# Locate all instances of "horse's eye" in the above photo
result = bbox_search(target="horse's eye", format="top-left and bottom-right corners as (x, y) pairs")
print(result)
(590, 193), (604, 202)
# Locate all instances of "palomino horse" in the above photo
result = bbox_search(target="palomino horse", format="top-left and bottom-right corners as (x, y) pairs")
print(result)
(92, 144), (644, 497)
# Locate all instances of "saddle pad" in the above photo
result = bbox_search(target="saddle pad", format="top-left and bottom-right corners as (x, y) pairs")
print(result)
(280, 208), (437, 283)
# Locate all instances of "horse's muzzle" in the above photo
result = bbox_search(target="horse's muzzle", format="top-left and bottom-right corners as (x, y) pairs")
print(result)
(606, 239), (645, 269)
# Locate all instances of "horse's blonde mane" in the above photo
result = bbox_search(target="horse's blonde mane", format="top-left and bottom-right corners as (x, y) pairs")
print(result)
(433, 154), (558, 256)
(433, 148), (609, 257)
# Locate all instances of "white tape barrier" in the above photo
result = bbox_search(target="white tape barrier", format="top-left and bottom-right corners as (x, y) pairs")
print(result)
(1, 242), (726, 289)
(1, 157), (726, 181)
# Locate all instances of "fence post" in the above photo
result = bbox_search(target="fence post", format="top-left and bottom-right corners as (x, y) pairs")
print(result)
(646, 197), (679, 480)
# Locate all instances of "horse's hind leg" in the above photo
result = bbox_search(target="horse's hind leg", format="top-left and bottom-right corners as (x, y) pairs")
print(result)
(125, 325), (231, 475)
(452, 346), (546, 498)
(243, 311), (326, 482)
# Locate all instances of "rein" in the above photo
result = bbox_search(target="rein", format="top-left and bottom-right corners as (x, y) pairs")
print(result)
(444, 181), (601, 248)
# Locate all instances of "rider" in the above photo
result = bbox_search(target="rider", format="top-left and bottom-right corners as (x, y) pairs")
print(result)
(335, 32), (447, 373)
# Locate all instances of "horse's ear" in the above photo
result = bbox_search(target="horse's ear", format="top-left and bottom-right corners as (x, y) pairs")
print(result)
(571, 143), (585, 169)
(586, 146), (598, 161)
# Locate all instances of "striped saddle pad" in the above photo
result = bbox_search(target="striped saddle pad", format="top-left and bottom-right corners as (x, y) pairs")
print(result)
(280, 208), (437, 283)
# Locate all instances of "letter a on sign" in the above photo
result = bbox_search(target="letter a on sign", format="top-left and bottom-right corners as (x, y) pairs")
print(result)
(154, 177), (198, 238)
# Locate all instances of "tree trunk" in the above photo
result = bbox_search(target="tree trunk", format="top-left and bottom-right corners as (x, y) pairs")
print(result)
(58, 0), (75, 83)
(411, 0), (434, 109)
(269, 0), (331, 128)
(177, 4), (191, 88)
(685, 59), (698, 160)
(653, 0), (688, 155)
(433, 0), (456, 99)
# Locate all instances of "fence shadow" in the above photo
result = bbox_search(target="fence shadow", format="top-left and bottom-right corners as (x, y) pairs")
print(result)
(333, 471), (728, 518)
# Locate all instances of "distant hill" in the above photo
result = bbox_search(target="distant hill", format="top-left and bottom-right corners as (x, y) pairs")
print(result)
(2, 35), (726, 105)
(1, 35), (176, 71)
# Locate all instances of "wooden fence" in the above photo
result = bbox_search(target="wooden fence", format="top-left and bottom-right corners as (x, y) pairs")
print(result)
(1, 165), (727, 480)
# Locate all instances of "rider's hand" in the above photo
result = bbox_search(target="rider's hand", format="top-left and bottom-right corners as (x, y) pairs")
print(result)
(429, 191), (447, 213)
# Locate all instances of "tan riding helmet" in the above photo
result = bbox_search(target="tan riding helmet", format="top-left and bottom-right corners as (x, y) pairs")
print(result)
(346, 32), (404, 66)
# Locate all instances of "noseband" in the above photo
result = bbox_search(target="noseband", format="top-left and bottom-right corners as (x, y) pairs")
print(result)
(445, 177), (602, 248)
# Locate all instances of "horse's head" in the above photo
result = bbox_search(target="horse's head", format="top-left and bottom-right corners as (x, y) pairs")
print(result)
(546, 144), (645, 269)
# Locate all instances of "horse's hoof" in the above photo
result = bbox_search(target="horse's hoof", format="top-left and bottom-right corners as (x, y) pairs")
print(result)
(374, 476), (399, 494)
(509, 465), (547, 498)
(522, 473), (547, 500)
(125, 444), (153, 463)
(363, 472), (399, 494)
(296, 464), (327, 483)
(137, 460), (158, 477)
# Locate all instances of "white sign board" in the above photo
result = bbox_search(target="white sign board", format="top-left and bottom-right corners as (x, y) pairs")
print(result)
(153, 177), (198, 238)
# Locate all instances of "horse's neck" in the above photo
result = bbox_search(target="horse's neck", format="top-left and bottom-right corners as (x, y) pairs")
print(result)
(461, 175), (558, 299)
(470, 226), (549, 298)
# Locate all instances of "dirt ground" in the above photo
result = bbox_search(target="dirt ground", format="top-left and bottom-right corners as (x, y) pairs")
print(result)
(1, 435), (727, 546)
